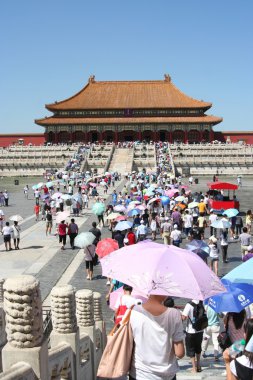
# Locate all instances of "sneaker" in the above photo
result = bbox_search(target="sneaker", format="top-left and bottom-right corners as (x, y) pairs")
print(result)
(106, 280), (111, 286)
(202, 352), (207, 358)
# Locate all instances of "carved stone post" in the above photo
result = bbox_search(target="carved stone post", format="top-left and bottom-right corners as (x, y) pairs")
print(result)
(76, 289), (96, 380)
(50, 285), (80, 379)
(93, 292), (106, 349)
(2, 275), (48, 379)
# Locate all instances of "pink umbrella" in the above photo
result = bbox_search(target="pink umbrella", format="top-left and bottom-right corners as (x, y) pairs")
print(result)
(180, 185), (189, 189)
(101, 241), (225, 300)
(148, 197), (161, 204)
(115, 215), (127, 222)
(96, 238), (119, 258)
(89, 183), (97, 187)
(114, 205), (126, 212)
(165, 189), (179, 197)
(109, 286), (147, 310)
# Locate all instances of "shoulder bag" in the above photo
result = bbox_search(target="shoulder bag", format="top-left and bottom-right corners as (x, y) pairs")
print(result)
(218, 316), (232, 351)
(97, 307), (134, 378)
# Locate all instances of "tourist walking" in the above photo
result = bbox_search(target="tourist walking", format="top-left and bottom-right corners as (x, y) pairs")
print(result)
(45, 210), (53, 235)
(0, 210), (5, 233)
(89, 221), (101, 246)
(136, 220), (147, 241)
(220, 229), (229, 263)
(246, 210), (253, 234)
(12, 221), (21, 250)
(208, 235), (219, 276)
(68, 218), (78, 249)
(171, 224), (182, 247)
(84, 243), (96, 280)
(209, 209), (217, 237)
(3, 190), (9, 207)
(223, 309), (247, 344)
(202, 305), (221, 361)
(161, 216), (172, 245)
(150, 214), (158, 240)
(34, 203), (41, 221)
(129, 294), (185, 380)
(2, 222), (13, 251)
(57, 220), (68, 250)
(235, 214), (243, 237)
(239, 227), (252, 259)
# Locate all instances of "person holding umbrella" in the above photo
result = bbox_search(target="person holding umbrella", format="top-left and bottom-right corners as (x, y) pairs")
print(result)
(68, 218), (78, 250)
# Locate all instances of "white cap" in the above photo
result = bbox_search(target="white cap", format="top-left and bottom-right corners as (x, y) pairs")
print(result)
(245, 335), (253, 352)
(140, 220), (144, 224)
(247, 245), (253, 252)
(123, 238), (129, 243)
(210, 209), (213, 212)
(209, 235), (217, 243)
(173, 224), (178, 229)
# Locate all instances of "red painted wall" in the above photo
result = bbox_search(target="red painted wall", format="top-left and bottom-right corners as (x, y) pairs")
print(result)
(220, 132), (253, 144)
(0, 134), (45, 148)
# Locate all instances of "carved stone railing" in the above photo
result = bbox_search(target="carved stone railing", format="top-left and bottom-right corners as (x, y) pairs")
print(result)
(0, 276), (106, 380)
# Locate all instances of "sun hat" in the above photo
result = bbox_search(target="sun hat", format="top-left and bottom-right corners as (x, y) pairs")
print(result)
(165, 216), (169, 221)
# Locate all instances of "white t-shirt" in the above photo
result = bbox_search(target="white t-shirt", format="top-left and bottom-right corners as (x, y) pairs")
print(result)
(230, 355), (253, 377)
(182, 301), (204, 333)
(209, 214), (217, 224)
(114, 294), (141, 310)
(2, 226), (13, 236)
(171, 229), (181, 242)
(183, 214), (193, 228)
(130, 306), (184, 380)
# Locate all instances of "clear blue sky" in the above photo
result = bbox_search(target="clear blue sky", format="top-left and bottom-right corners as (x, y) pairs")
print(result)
(1, 0), (252, 133)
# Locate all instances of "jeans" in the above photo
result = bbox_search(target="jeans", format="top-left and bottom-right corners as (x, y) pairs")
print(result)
(202, 325), (220, 357)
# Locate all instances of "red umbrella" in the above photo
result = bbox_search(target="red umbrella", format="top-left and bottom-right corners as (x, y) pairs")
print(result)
(115, 215), (127, 222)
(96, 238), (119, 258)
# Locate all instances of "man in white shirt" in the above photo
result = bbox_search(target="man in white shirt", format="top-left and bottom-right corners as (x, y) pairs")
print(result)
(183, 210), (193, 237)
(161, 217), (172, 245)
(171, 224), (182, 247)
(209, 209), (217, 237)
(136, 221), (147, 241)
(2, 222), (13, 251)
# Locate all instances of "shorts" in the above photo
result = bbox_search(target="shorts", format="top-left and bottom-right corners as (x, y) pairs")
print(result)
(210, 257), (219, 263)
(4, 235), (11, 243)
(85, 261), (93, 271)
(46, 221), (52, 227)
(185, 331), (203, 357)
(59, 235), (66, 245)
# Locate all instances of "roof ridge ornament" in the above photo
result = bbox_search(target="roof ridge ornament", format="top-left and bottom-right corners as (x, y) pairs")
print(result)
(164, 74), (171, 82)
(89, 75), (95, 83)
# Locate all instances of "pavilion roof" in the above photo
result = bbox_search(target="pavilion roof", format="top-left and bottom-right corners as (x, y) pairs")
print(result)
(35, 115), (222, 126)
(45, 76), (212, 111)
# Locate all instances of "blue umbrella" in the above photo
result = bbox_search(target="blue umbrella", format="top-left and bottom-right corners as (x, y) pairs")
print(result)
(186, 240), (210, 260)
(223, 259), (253, 285)
(161, 196), (170, 205)
(211, 219), (231, 229)
(222, 208), (239, 218)
(127, 209), (142, 217)
(92, 202), (106, 215)
(207, 279), (253, 312)
(46, 181), (54, 188)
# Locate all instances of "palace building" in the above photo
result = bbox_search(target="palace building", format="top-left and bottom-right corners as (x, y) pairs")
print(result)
(35, 74), (222, 144)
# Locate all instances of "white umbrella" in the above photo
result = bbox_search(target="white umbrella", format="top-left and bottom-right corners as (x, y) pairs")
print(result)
(62, 174), (69, 180)
(52, 192), (63, 199)
(115, 221), (133, 231)
(188, 201), (199, 209)
(74, 232), (96, 248)
(61, 194), (72, 200)
(9, 215), (23, 222)
(114, 205), (126, 213)
(37, 182), (44, 188)
(175, 196), (186, 202)
(211, 219), (231, 229)
(55, 211), (70, 223)
(106, 212), (121, 220)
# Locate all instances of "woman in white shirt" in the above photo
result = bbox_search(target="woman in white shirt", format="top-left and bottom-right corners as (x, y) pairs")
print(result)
(12, 221), (21, 250)
(130, 295), (185, 380)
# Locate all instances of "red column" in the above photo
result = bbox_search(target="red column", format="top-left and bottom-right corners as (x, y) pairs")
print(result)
(55, 133), (59, 143)
(210, 128), (214, 142)
(153, 130), (157, 142)
(99, 132), (103, 144)
(138, 131), (142, 141)
(184, 130), (188, 143)
(115, 131), (118, 143)
(200, 130), (203, 143)
(168, 131), (172, 143)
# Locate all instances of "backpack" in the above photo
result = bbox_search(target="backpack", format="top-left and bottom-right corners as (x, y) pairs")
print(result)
(189, 302), (208, 331)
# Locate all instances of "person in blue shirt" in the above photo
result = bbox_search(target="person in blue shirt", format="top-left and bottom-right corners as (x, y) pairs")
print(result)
(112, 190), (118, 206)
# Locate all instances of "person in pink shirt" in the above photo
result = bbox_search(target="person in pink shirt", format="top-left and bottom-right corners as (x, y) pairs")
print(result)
(58, 220), (68, 250)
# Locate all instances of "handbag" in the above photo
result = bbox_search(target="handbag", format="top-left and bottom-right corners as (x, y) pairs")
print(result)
(97, 308), (134, 378)
(218, 316), (232, 350)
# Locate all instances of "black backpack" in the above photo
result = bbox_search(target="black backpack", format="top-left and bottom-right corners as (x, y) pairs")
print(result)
(189, 302), (208, 331)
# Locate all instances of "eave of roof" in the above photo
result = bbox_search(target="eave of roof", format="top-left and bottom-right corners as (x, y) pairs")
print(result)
(35, 115), (222, 126)
(45, 78), (212, 111)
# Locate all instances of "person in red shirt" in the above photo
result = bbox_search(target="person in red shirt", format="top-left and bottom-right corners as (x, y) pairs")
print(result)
(58, 220), (68, 250)
(34, 204), (41, 221)
(127, 228), (136, 245)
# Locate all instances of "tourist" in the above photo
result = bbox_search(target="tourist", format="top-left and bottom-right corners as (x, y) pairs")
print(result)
(97, 209), (105, 227)
(171, 224), (182, 247)
(208, 235), (219, 276)
(129, 294), (185, 380)
(68, 218), (78, 250)
(246, 210), (253, 234)
(45, 210), (53, 235)
(34, 203), (41, 221)
(239, 227), (252, 259)
(202, 305), (221, 361)
(161, 216), (172, 245)
(223, 309), (247, 344)
(127, 228), (136, 245)
(12, 221), (21, 250)
(84, 243), (96, 280)
(171, 207), (182, 229)
(220, 228), (229, 263)
(209, 209), (217, 237)
(150, 214), (158, 241)
(237, 175), (242, 187)
(182, 300), (205, 373)
(235, 214), (244, 238)
(82, 192), (89, 209)
(57, 220), (68, 250)
(197, 213), (207, 239)
(23, 185), (29, 199)
(182, 209), (193, 238)
(3, 190), (9, 207)
(136, 220), (147, 241)
(112, 190), (118, 206)
(189, 176), (193, 185)
(113, 230), (125, 248)
(114, 284), (138, 325)
(89, 221), (101, 246)
(198, 199), (207, 216)
(2, 222), (13, 251)
(0, 192), (5, 207)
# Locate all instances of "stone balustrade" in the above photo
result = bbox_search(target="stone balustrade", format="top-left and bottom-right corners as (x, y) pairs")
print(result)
(0, 276), (106, 380)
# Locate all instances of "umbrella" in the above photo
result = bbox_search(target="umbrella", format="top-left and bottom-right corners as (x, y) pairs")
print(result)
(41, 194), (50, 200)
(89, 182), (97, 187)
(223, 259), (253, 285)
(52, 192), (63, 200)
(55, 211), (70, 223)
(222, 208), (239, 218)
(128, 209), (142, 217)
(114, 205), (126, 213)
(207, 279), (253, 313)
(46, 181), (54, 188)
(100, 181), (107, 186)
(109, 286), (147, 310)
(32, 184), (40, 190)
(74, 232), (96, 248)
(115, 221), (133, 231)
(175, 196), (186, 202)
(96, 238), (119, 258)
(188, 201), (199, 209)
(37, 182), (44, 188)
(186, 240), (210, 260)
(62, 174), (69, 180)
(161, 196), (170, 205)
(100, 241), (225, 300)
(115, 215), (127, 222)
(9, 215), (23, 222)
(106, 212), (121, 220)
(92, 202), (105, 215)
(211, 219), (231, 229)
(72, 193), (82, 202)
(148, 197), (161, 204)
(129, 201), (141, 206)
(61, 194), (72, 200)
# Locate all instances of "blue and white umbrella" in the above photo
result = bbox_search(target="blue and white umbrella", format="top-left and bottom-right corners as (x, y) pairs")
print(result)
(222, 208), (239, 218)
(211, 219), (231, 229)
(186, 240), (210, 260)
(127, 209), (142, 217)
(207, 279), (253, 313)
(115, 221), (133, 231)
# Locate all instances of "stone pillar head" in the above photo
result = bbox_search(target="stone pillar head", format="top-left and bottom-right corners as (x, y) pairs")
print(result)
(3, 275), (43, 348)
(76, 290), (94, 328)
(93, 292), (103, 322)
(50, 285), (77, 334)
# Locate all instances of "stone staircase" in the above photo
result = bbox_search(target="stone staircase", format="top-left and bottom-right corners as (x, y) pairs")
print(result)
(108, 147), (133, 173)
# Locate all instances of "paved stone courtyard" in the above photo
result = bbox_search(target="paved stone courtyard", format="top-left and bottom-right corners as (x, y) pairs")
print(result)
(0, 174), (252, 379)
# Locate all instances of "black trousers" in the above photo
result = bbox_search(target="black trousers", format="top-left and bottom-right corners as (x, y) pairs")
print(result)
(69, 233), (77, 247)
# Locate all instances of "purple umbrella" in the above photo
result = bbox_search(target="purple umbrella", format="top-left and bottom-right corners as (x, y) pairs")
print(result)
(101, 241), (225, 300)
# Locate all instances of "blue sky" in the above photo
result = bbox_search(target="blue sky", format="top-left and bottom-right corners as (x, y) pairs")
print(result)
(1, 0), (252, 133)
